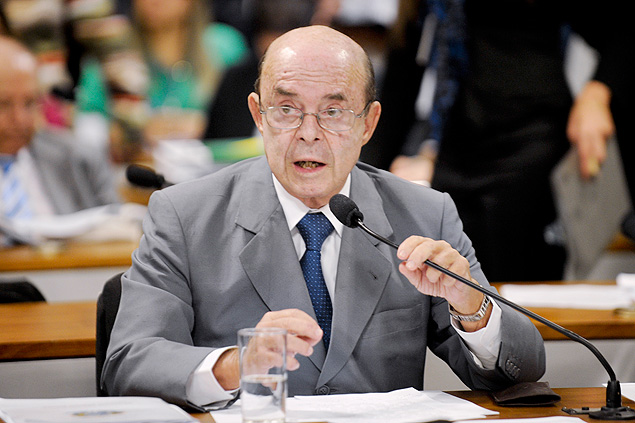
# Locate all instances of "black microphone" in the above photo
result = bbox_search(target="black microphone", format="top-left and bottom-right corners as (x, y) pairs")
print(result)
(328, 193), (635, 420)
(126, 164), (173, 189)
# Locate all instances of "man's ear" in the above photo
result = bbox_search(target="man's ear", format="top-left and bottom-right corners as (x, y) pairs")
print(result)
(361, 100), (381, 146)
(247, 92), (264, 133)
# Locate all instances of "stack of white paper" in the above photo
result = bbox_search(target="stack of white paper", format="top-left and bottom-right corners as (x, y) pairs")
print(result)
(211, 388), (498, 423)
(460, 418), (585, 423)
(617, 273), (635, 290)
(0, 203), (146, 246)
(498, 284), (634, 309)
(0, 397), (197, 423)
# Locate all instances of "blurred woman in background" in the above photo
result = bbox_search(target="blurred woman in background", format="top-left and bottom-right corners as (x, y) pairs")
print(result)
(76, 0), (248, 161)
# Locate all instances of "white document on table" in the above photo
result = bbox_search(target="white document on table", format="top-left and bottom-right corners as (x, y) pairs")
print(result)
(498, 284), (635, 309)
(0, 203), (146, 245)
(460, 418), (585, 423)
(620, 383), (635, 402)
(211, 388), (498, 423)
(0, 397), (196, 423)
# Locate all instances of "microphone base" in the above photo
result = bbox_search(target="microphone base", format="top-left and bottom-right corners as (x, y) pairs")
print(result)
(589, 406), (635, 420)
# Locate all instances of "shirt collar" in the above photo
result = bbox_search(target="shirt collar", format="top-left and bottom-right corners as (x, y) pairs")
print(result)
(272, 173), (350, 237)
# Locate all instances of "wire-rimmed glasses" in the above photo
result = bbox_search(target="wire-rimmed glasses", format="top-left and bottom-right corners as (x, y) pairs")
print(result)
(259, 102), (371, 132)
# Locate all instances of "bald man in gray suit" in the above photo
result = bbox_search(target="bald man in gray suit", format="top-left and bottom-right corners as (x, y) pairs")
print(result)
(103, 25), (545, 410)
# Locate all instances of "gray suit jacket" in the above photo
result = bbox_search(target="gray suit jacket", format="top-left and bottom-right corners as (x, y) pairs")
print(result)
(28, 129), (119, 214)
(103, 156), (545, 408)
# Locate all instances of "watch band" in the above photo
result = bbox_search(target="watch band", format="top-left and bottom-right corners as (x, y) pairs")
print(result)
(448, 295), (491, 322)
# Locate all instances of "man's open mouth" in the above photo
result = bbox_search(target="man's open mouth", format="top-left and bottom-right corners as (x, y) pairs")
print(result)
(296, 161), (323, 169)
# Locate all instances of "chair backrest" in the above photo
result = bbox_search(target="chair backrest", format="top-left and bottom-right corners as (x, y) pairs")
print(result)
(95, 272), (123, 396)
(0, 279), (46, 303)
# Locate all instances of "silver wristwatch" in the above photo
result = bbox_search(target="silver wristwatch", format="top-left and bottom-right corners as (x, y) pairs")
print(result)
(448, 295), (491, 322)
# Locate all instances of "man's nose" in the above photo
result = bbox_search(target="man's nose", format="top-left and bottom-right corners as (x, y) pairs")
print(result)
(297, 112), (322, 140)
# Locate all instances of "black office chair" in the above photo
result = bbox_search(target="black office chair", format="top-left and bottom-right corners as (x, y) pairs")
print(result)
(0, 279), (46, 303)
(95, 272), (123, 396)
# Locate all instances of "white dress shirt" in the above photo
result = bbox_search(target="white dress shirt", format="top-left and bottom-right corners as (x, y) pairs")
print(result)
(1, 149), (54, 245)
(186, 174), (502, 408)
(0, 149), (54, 217)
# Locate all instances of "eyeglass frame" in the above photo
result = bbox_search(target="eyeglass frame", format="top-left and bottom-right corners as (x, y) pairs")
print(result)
(258, 101), (373, 132)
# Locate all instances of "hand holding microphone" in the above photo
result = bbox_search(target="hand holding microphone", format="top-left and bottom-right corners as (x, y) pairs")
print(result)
(329, 193), (492, 326)
(396, 235), (490, 329)
(329, 193), (635, 420)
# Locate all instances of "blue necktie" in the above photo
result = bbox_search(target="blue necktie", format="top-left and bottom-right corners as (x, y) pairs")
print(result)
(297, 212), (334, 350)
(1, 159), (33, 220)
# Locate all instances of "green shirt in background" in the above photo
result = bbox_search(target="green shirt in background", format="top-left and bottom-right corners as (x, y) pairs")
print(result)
(76, 23), (249, 117)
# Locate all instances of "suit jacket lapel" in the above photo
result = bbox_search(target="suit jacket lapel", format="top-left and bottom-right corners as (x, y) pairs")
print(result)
(318, 166), (396, 386)
(236, 158), (328, 369)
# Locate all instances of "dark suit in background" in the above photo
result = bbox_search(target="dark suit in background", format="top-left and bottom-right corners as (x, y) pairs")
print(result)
(204, 0), (316, 140)
(370, 0), (630, 281)
(204, 53), (259, 139)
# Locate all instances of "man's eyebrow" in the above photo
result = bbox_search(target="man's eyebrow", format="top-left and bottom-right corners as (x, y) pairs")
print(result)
(274, 87), (296, 97)
(272, 88), (347, 102)
(325, 93), (346, 101)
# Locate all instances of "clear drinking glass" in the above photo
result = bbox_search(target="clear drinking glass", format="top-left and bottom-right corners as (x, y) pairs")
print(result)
(238, 327), (288, 423)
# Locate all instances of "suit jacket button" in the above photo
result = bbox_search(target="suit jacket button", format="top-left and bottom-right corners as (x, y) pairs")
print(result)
(316, 385), (330, 395)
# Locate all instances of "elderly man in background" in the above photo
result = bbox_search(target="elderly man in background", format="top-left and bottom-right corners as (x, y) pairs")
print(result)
(0, 36), (119, 243)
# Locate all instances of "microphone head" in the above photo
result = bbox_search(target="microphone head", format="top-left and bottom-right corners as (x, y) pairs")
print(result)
(125, 164), (166, 189)
(329, 194), (364, 228)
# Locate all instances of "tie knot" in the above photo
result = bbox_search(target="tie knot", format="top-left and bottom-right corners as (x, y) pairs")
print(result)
(297, 212), (334, 251)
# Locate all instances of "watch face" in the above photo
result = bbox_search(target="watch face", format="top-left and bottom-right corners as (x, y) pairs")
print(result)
(449, 296), (490, 322)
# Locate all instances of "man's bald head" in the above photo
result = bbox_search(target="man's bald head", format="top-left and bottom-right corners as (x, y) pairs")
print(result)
(0, 36), (38, 75)
(0, 36), (40, 155)
(255, 25), (376, 104)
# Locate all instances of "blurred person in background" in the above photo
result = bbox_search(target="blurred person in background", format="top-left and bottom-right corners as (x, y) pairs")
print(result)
(75, 0), (248, 161)
(0, 36), (119, 245)
(211, 0), (341, 39)
(204, 0), (319, 140)
(0, 0), (149, 163)
(369, 0), (631, 282)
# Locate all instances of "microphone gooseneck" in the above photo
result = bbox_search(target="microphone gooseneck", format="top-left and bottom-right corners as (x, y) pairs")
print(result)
(328, 193), (635, 420)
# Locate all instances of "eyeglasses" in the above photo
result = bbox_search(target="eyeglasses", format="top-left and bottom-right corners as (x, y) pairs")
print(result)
(259, 102), (372, 132)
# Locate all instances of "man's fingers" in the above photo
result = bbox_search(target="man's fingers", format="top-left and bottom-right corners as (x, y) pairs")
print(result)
(399, 236), (455, 272)
(257, 309), (323, 344)
(255, 309), (323, 362)
(397, 236), (474, 303)
(287, 333), (315, 358)
(286, 355), (301, 371)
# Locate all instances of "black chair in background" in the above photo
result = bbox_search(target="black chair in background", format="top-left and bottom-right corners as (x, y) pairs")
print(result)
(0, 279), (46, 303)
(95, 272), (123, 396)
